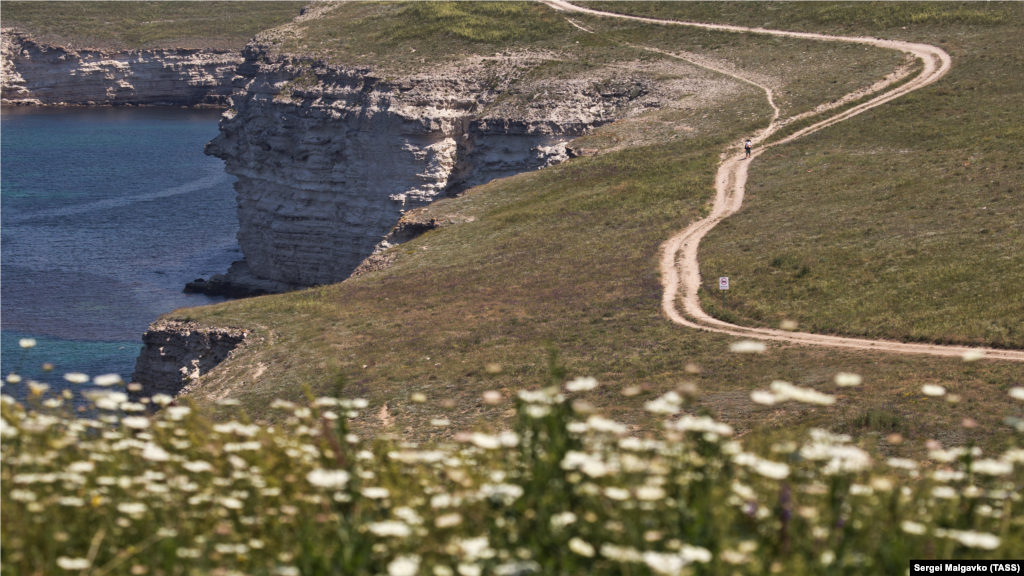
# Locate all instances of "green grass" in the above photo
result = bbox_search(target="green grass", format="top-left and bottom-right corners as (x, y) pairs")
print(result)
(272, 2), (583, 71)
(579, 2), (1013, 33)
(694, 20), (1024, 348)
(1, 1), (303, 51)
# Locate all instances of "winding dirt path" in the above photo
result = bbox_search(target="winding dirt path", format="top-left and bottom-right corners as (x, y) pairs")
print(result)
(545, 0), (1024, 362)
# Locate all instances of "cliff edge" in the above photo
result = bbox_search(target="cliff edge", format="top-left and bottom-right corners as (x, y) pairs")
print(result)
(1, 29), (242, 107)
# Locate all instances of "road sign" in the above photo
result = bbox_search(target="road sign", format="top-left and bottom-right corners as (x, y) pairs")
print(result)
(719, 277), (729, 290)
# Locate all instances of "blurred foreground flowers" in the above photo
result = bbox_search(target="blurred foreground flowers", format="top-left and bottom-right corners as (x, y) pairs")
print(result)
(2, 373), (1023, 576)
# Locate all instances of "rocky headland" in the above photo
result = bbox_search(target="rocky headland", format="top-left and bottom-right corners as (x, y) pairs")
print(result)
(200, 37), (681, 290)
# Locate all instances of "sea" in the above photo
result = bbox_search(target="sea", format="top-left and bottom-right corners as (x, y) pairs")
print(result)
(1, 107), (240, 403)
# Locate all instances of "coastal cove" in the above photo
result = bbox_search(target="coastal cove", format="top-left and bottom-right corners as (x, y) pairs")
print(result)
(0, 107), (239, 399)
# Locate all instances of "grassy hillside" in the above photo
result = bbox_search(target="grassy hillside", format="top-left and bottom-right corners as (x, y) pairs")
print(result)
(583, 4), (1024, 348)
(0, 1), (303, 51)
(163, 3), (1024, 456)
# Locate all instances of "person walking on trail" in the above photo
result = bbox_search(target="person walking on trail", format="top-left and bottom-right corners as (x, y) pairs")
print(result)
(744, 139), (752, 159)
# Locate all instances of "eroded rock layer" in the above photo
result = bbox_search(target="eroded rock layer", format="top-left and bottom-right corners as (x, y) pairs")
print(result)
(205, 41), (682, 286)
(131, 321), (248, 398)
(1, 30), (241, 107)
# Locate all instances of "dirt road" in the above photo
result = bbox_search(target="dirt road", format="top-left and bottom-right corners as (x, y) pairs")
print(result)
(544, 0), (1024, 362)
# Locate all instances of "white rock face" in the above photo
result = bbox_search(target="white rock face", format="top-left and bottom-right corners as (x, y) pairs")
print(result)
(1, 30), (241, 106)
(205, 44), (671, 286)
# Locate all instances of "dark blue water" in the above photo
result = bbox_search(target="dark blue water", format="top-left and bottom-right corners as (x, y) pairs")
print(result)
(1, 107), (240, 399)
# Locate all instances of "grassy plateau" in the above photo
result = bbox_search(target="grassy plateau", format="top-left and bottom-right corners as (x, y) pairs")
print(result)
(0, 2), (304, 51)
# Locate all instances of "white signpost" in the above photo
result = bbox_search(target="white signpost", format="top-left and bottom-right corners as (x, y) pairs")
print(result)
(719, 277), (729, 308)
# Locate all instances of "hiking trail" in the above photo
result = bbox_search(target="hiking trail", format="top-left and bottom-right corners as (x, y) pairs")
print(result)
(544, 0), (1024, 362)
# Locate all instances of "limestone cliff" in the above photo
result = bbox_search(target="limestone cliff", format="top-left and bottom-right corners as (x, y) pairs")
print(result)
(1, 29), (241, 107)
(131, 321), (248, 399)
(203, 41), (681, 287)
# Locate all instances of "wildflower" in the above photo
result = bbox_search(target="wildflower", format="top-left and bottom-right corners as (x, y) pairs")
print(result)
(600, 544), (643, 563)
(10, 489), (37, 502)
(961, 350), (984, 362)
(569, 537), (595, 557)
(220, 497), (244, 509)
(936, 529), (1000, 550)
(434, 568), (455, 576)
(972, 459), (1013, 476)
(586, 415), (628, 435)
(142, 444), (171, 462)
(733, 452), (790, 479)
(19, 338), (37, 348)
(436, 513), (463, 528)
(5, 374), (21, 384)
(771, 381), (835, 405)
(455, 536), (493, 560)
(28, 381), (50, 395)
(213, 421), (260, 437)
(183, 461), (214, 473)
(670, 415), (733, 436)
(643, 552), (686, 575)
(410, 392), (427, 403)
(604, 487), (631, 501)
(117, 502), (147, 518)
(469, 433), (501, 449)
(517, 387), (563, 404)
(565, 377), (598, 392)
(1008, 387), (1024, 401)
(394, 507), (423, 525)
(122, 416), (150, 430)
(750, 390), (776, 405)
(494, 561), (541, 576)
(780, 320), (799, 331)
(389, 555), (421, 576)
(479, 483), (523, 505)
(150, 394), (173, 406)
(730, 340), (766, 353)
(431, 418), (451, 426)
(870, 477), (895, 492)
(636, 486), (666, 501)
(835, 372), (862, 386)
(307, 469), (351, 489)
(482, 391), (503, 404)
(801, 444), (871, 474)
(921, 384), (946, 396)
(361, 487), (390, 499)
(67, 461), (94, 473)
(216, 398), (240, 406)
(820, 551), (835, 566)
(931, 486), (957, 499)
(368, 521), (411, 537)
(900, 521), (926, 535)
(457, 565), (481, 576)
(550, 511), (577, 528)
(93, 374), (122, 386)
(525, 404), (551, 418)
(56, 557), (91, 570)
(645, 391), (683, 414)
(64, 372), (90, 384)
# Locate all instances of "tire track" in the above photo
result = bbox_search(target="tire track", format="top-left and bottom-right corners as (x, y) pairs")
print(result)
(545, 1), (1024, 362)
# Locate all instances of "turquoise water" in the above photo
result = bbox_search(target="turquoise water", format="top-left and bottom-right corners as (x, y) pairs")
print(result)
(1, 107), (240, 400)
